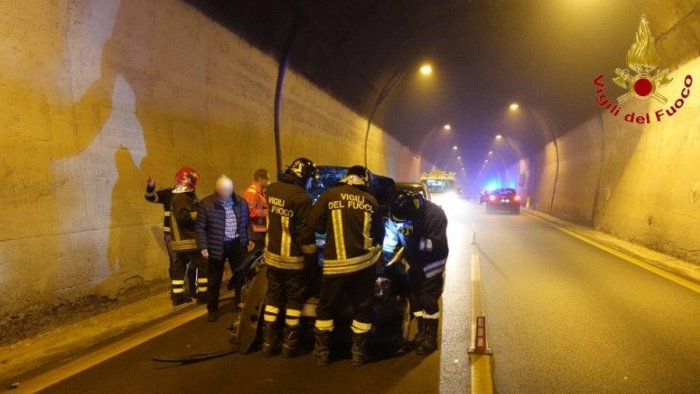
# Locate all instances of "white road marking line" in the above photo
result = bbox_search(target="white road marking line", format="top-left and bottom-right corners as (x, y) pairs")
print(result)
(12, 306), (208, 393)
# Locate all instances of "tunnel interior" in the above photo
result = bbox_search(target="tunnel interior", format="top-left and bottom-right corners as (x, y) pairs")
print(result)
(0, 0), (699, 362)
(185, 0), (694, 187)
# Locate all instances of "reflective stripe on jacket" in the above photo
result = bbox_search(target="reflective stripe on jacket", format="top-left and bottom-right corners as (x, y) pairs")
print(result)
(312, 184), (384, 276)
(264, 178), (315, 270)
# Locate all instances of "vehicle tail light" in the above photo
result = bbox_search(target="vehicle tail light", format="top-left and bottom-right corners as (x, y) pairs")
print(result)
(514, 195), (520, 201)
(489, 195), (496, 201)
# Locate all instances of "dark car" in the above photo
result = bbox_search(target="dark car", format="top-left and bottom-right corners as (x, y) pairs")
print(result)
(235, 166), (411, 353)
(486, 188), (520, 214)
(396, 182), (431, 201)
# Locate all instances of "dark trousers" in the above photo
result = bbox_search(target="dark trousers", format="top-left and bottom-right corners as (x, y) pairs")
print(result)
(164, 232), (178, 273)
(164, 233), (198, 297)
(265, 266), (309, 312)
(408, 265), (444, 315)
(208, 239), (246, 313)
(316, 266), (376, 324)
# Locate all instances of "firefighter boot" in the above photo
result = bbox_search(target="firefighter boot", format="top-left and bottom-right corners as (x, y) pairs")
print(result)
(313, 329), (331, 366)
(281, 325), (301, 358)
(416, 318), (439, 355)
(413, 317), (425, 346)
(351, 332), (370, 367)
(262, 322), (281, 357)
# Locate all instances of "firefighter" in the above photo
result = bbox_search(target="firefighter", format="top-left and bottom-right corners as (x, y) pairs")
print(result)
(311, 166), (384, 366)
(389, 190), (449, 355)
(169, 167), (208, 306)
(262, 158), (318, 358)
(242, 169), (269, 252)
(145, 176), (197, 299)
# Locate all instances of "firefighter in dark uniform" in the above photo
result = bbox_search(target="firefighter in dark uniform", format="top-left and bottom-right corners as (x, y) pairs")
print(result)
(145, 175), (197, 299)
(311, 166), (385, 366)
(262, 158), (318, 358)
(169, 167), (208, 306)
(389, 190), (448, 355)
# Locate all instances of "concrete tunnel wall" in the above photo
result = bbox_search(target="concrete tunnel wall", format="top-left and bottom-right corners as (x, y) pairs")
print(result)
(528, 5), (700, 265)
(0, 0), (428, 331)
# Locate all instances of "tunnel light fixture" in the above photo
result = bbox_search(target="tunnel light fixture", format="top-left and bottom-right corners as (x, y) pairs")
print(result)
(452, 145), (458, 150)
(495, 134), (503, 140)
(488, 150), (493, 155)
(443, 124), (451, 130)
(509, 102), (519, 111)
(419, 63), (433, 76)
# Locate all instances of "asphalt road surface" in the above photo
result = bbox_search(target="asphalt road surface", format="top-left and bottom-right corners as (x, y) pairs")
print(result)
(30, 202), (700, 393)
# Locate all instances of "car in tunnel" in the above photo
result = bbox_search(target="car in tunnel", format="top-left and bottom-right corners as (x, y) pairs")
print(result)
(396, 181), (432, 201)
(486, 188), (521, 214)
(235, 166), (412, 353)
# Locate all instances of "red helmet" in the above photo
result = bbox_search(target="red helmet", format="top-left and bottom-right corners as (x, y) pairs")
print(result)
(175, 167), (200, 189)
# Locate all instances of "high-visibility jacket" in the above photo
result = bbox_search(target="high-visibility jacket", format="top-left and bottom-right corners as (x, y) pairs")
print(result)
(312, 184), (385, 275)
(264, 177), (316, 270)
(243, 183), (268, 233)
(145, 185), (174, 233)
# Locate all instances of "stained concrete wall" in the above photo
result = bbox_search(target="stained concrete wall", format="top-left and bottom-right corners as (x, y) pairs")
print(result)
(530, 53), (700, 265)
(0, 0), (426, 331)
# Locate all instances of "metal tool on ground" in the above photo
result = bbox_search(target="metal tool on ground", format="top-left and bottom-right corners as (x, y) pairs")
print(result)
(151, 347), (239, 364)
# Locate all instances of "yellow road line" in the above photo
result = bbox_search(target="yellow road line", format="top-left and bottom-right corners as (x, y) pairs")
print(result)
(524, 211), (700, 295)
(468, 230), (495, 394)
(470, 354), (494, 394)
(14, 306), (208, 393)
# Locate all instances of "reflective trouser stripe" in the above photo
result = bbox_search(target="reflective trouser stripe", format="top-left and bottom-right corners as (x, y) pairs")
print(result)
(424, 259), (447, 278)
(281, 216), (291, 257)
(315, 319), (334, 332)
(331, 210), (346, 260)
(351, 320), (372, 334)
(413, 311), (424, 318)
(423, 311), (440, 319)
(196, 278), (207, 292)
(264, 305), (280, 323)
(171, 279), (185, 294)
(286, 308), (302, 326)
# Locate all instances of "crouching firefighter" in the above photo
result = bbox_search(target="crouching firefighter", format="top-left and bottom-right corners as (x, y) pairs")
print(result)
(311, 166), (384, 366)
(169, 167), (208, 306)
(262, 158), (318, 358)
(389, 190), (448, 355)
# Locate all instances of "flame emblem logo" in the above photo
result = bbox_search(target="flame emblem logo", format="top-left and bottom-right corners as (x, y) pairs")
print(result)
(613, 15), (672, 104)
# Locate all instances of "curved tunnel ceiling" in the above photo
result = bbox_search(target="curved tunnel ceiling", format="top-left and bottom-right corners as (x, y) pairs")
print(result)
(185, 0), (670, 178)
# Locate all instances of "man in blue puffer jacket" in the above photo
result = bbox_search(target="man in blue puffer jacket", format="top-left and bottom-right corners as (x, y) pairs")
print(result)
(196, 175), (254, 322)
